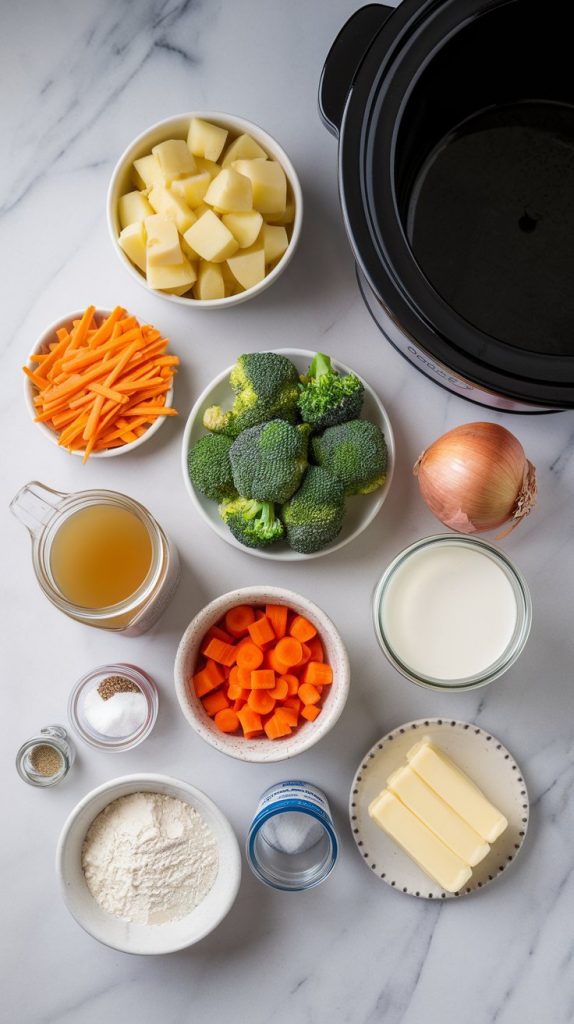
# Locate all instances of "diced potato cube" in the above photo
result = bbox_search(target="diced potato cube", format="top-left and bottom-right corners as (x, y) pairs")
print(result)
(262, 224), (289, 264)
(132, 154), (164, 190)
(147, 256), (197, 292)
(231, 159), (286, 214)
(184, 210), (239, 262)
(145, 215), (183, 266)
(194, 261), (225, 300)
(226, 245), (266, 290)
(170, 171), (211, 208)
(194, 157), (221, 180)
(148, 185), (196, 234)
(181, 236), (200, 261)
(152, 139), (196, 182)
(204, 168), (253, 212)
(187, 118), (228, 162)
(194, 202), (211, 218)
(118, 222), (147, 273)
(221, 133), (268, 167)
(265, 196), (295, 225)
(118, 190), (154, 228)
(221, 261), (244, 295)
(222, 211), (263, 248)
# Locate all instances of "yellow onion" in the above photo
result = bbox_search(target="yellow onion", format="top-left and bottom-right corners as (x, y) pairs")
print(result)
(413, 422), (537, 538)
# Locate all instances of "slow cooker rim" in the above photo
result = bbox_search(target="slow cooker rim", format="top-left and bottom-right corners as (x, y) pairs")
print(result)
(337, 0), (574, 407)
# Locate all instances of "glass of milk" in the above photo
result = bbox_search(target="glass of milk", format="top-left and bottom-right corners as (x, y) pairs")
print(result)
(373, 535), (532, 691)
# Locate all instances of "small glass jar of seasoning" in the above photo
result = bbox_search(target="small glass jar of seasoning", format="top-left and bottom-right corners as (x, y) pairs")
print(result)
(16, 725), (75, 787)
(373, 534), (532, 692)
(247, 781), (338, 891)
(68, 663), (158, 751)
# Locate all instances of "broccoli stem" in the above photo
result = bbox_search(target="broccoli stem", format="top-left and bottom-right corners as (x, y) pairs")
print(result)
(308, 352), (333, 381)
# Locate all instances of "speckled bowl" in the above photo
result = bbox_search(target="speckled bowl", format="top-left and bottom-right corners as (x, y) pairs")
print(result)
(174, 586), (350, 763)
(56, 774), (241, 955)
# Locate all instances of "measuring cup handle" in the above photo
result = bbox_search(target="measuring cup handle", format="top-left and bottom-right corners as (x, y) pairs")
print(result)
(9, 481), (66, 537)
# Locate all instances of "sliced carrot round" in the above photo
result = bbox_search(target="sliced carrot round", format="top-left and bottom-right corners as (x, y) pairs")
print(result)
(274, 636), (303, 668)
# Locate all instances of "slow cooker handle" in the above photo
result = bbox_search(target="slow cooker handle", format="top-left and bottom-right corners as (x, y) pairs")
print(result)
(319, 4), (395, 137)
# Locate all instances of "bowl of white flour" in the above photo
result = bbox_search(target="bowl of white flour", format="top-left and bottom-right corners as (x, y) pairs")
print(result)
(56, 774), (241, 954)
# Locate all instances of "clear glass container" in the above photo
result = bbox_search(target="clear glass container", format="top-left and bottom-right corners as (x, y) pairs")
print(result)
(68, 663), (159, 751)
(16, 726), (75, 787)
(247, 781), (338, 891)
(10, 481), (179, 635)
(373, 534), (532, 692)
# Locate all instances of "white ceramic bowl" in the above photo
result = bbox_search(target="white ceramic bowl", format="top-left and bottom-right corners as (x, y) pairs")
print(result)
(56, 774), (241, 954)
(107, 112), (303, 308)
(174, 586), (350, 763)
(181, 348), (395, 560)
(24, 309), (174, 458)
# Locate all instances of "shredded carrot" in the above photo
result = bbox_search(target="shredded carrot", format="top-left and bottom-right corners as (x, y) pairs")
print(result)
(24, 305), (178, 459)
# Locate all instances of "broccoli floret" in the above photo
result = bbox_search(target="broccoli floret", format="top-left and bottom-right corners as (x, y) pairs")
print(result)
(281, 466), (345, 553)
(219, 496), (284, 549)
(311, 419), (387, 495)
(298, 352), (364, 431)
(230, 420), (308, 504)
(187, 434), (237, 502)
(203, 352), (300, 438)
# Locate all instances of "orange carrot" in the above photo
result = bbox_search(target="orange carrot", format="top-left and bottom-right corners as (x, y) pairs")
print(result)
(202, 637), (237, 667)
(247, 689), (276, 715)
(295, 643), (312, 667)
(302, 662), (333, 686)
(265, 647), (291, 675)
(264, 714), (292, 739)
(237, 666), (253, 688)
(250, 669), (276, 690)
(225, 605), (256, 637)
(204, 624), (233, 645)
(289, 615), (317, 643)
(214, 708), (240, 733)
(275, 706), (299, 728)
(301, 704), (321, 722)
(237, 707), (263, 736)
(247, 615), (276, 648)
(274, 636), (303, 668)
(278, 673), (299, 696)
(202, 690), (231, 717)
(284, 696), (302, 714)
(24, 305), (178, 460)
(193, 667), (220, 698)
(298, 682), (322, 705)
(266, 604), (288, 639)
(269, 677), (288, 700)
(236, 643), (264, 671)
(307, 637), (324, 663)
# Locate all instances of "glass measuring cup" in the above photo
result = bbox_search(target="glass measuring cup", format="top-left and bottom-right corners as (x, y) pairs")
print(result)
(10, 481), (180, 635)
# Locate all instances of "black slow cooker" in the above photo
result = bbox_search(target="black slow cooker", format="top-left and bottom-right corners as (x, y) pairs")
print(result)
(320, 0), (574, 412)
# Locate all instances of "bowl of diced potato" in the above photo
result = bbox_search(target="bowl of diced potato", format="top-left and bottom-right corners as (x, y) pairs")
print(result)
(107, 112), (302, 307)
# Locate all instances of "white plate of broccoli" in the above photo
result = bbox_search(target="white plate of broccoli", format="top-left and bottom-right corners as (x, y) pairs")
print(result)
(181, 349), (395, 560)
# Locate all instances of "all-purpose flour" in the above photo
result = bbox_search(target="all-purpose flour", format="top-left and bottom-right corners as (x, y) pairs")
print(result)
(81, 792), (218, 925)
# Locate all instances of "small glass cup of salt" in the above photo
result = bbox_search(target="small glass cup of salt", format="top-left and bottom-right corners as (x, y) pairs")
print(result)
(247, 782), (339, 891)
(16, 725), (75, 786)
(68, 663), (158, 751)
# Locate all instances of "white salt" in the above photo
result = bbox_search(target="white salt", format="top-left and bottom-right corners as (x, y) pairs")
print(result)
(260, 812), (325, 855)
(83, 688), (147, 737)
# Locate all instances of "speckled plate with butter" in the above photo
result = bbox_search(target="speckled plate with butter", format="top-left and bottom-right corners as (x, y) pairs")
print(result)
(350, 719), (529, 899)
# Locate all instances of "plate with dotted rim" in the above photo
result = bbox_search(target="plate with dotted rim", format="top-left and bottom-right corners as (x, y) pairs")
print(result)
(349, 719), (529, 899)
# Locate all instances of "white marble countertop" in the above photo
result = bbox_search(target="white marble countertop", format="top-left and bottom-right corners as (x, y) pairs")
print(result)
(3, 2), (574, 1022)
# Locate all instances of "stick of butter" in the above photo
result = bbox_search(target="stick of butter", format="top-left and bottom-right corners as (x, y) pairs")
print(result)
(386, 766), (490, 867)
(368, 790), (472, 893)
(407, 739), (508, 843)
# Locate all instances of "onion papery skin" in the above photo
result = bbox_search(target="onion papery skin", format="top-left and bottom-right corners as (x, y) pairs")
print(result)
(413, 422), (537, 537)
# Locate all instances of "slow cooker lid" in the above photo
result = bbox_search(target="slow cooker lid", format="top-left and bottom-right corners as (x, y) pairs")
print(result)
(340, 0), (574, 405)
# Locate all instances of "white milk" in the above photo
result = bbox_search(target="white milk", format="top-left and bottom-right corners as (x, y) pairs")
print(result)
(381, 543), (518, 681)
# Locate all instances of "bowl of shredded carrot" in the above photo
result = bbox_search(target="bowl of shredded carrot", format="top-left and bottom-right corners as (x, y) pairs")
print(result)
(174, 585), (350, 763)
(23, 305), (179, 462)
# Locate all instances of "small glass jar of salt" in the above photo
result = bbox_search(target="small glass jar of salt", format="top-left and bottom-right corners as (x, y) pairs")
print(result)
(247, 781), (338, 890)
(68, 663), (158, 751)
